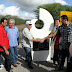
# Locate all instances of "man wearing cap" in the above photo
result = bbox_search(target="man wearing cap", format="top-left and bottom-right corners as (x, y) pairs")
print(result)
(21, 21), (40, 69)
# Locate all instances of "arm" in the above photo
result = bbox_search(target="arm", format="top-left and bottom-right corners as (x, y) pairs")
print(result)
(44, 32), (57, 40)
(17, 28), (19, 45)
(31, 38), (40, 42)
(40, 32), (57, 43)
(24, 29), (40, 42)
(2, 46), (9, 55)
(5, 27), (9, 37)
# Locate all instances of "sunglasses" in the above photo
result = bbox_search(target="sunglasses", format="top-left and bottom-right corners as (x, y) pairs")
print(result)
(29, 24), (32, 25)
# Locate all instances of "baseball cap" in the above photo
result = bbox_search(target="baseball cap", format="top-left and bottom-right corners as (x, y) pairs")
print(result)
(25, 21), (32, 25)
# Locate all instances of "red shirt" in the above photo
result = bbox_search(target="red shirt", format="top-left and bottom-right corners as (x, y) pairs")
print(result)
(55, 35), (62, 50)
(0, 25), (10, 51)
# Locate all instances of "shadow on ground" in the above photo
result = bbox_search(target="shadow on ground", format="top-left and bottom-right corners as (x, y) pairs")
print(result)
(18, 47), (57, 72)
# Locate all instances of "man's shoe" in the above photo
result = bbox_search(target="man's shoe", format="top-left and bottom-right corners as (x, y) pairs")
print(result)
(0, 65), (4, 68)
(53, 63), (57, 66)
(25, 59), (28, 62)
(13, 64), (17, 67)
(65, 70), (71, 72)
(0, 66), (3, 70)
(28, 65), (33, 69)
(16, 62), (20, 64)
(54, 68), (63, 71)
(8, 69), (13, 72)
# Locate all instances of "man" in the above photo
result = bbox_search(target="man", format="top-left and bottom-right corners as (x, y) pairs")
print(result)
(6, 19), (20, 67)
(0, 18), (12, 72)
(21, 21), (40, 69)
(53, 19), (60, 66)
(40, 15), (71, 71)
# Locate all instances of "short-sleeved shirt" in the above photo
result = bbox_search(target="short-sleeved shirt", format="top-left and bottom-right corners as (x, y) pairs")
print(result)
(55, 24), (70, 49)
(0, 25), (10, 51)
(21, 27), (33, 48)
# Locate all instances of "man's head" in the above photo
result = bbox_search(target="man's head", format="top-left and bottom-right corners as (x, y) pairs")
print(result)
(25, 21), (32, 30)
(55, 20), (60, 27)
(1, 18), (7, 27)
(9, 19), (15, 28)
(61, 15), (68, 25)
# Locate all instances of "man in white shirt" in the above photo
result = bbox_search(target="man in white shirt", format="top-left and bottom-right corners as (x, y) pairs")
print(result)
(21, 21), (40, 69)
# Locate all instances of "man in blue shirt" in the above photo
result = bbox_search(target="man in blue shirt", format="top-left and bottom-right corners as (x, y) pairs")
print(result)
(6, 19), (20, 67)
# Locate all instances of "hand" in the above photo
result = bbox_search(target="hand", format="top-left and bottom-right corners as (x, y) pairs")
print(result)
(7, 33), (9, 36)
(40, 38), (45, 43)
(5, 50), (9, 55)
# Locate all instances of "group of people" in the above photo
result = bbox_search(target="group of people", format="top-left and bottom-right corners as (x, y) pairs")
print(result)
(40, 15), (72, 72)
(21, 15), (72, 72)
(0, 15), (72, 72)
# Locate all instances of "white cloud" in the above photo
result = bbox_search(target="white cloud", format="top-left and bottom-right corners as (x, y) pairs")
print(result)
(55, 0), (68, 5)
(0, 4), (5, 10)
(7, 0), (68, 12)
(20, 12), (36, 20)
(3, 6), (20, 16)
(0, 4), (5, 15)
(0, 4), (35, 20)
(0, 0), (68, 20)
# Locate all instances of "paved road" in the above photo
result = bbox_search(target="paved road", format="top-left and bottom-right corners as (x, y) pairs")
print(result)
(0, 44), (67, 72)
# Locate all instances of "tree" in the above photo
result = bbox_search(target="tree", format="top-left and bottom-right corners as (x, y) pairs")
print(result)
(34, 3), (72, 20)
(0, 15), (28, 25)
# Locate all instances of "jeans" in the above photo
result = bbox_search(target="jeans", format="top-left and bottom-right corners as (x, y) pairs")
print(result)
(9, 46), (18, 65)
(0, 50), (11, 71)
(24, 47), (32, 64)
(59, 49), (70, 69)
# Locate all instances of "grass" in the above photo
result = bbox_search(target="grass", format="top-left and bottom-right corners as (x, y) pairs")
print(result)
(15, 24), (26, 43)
(16, 24), (25, 31)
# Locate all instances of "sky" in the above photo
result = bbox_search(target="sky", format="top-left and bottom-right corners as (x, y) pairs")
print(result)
(0, 0), (72, 20)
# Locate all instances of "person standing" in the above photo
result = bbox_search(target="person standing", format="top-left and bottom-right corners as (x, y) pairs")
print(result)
(21, 21), (40, 69)
(6, 19), (20, 67)
(53, 20), (60, 65)
(0, 18), (12, 72)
